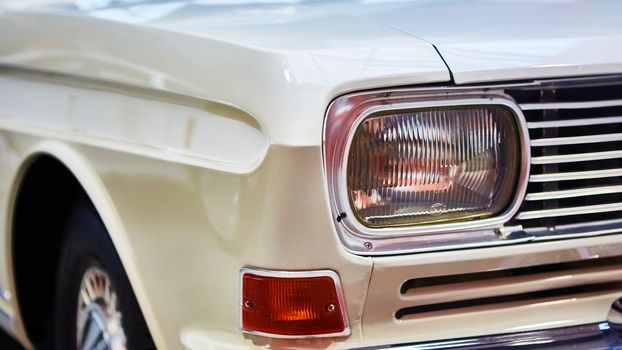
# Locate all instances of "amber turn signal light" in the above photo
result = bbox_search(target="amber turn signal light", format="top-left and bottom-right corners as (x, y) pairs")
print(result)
(240, 268), (350, 337)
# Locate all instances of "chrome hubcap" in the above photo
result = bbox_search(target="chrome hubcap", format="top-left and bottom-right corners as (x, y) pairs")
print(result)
(77, 267), (127, 350)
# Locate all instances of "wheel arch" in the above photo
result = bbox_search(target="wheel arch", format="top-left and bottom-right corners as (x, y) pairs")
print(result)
(7, 140), (164, 349)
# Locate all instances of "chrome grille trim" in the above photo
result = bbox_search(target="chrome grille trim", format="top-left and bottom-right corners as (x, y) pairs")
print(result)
(512, 76), (622, 232)
(520, 98), (622, 110)
(516, 203), (622, 220)
(525, 185), (622, 201)
(530, 168), (622, 182)
(527, 115), (622, 128)
(531, 150), (622, 164)
(530, 133), (622, 146)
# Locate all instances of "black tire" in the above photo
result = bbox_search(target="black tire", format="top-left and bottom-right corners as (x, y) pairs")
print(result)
(54, 206), (156, 350)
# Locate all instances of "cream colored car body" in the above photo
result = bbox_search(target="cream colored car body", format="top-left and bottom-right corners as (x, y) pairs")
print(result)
(0, 0), (621, 349)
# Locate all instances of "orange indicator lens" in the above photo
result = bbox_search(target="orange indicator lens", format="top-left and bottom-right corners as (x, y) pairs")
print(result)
(241, 273), (346, 336)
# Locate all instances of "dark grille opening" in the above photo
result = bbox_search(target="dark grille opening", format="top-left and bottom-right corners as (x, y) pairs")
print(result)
(397, 256), (622, 319)
(396, 282), (622, 319)
(517, 211), (622, 229)
(554, 84), (622, 102)
(525, 107), (622, 122)
(505, 78), (622, 104)
(531, 160), (622, 175)
(548, 141), (622, 155)
(528, 125), (622, 141)
(401, 256), (622, 293)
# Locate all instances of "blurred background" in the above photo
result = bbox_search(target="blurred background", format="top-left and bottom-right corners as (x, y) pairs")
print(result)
(0, 332), (22, 349)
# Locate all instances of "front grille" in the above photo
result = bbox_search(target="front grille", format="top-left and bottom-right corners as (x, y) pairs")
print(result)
(506, 76), (622, 235)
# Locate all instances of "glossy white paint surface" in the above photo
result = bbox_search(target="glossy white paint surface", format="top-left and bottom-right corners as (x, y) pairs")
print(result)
(0, 0), (451, 147)
(0, 72), (268, 173)
(335, 0), (622, 83)
(0, 1), (621, 350)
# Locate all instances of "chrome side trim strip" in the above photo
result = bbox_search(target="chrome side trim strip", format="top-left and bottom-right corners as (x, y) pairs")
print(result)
(516, 202), (622, 220)
(530, 133), (622, 146)
(531, 150), (622, 164)
(521, 98), (622, 110)
(525, 185), (622, 201)
(527, 115), (622, 129)
(355, 322), (620, 350)
(530, 168), (622, 182)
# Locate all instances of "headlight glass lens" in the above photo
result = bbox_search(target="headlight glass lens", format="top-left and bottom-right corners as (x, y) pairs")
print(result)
(347, 106), (520, 228)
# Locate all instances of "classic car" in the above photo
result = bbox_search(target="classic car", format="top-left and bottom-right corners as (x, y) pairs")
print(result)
(1, 0), (622, 349)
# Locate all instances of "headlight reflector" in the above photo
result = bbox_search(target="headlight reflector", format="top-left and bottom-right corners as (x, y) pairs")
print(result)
(347, 106), (520, 228)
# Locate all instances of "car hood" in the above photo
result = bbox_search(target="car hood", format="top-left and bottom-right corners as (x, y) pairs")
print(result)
(1, 0), (621, 147)
(0, 0), (453, 147)
(333, 0), (622, 83)
(3, 0), (621, 87)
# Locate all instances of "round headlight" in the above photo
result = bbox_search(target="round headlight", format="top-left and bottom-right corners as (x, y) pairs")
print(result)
(346, 105), (520, 228)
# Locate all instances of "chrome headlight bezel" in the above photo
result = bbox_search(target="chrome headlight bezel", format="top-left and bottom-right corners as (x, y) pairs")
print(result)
(323, 88), (531, 255)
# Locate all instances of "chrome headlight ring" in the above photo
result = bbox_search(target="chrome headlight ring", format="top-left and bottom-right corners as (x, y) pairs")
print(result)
(323, 87), (531, 255)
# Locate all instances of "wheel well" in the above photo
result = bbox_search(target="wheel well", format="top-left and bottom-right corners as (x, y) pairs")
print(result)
(12, 155), (92, 346)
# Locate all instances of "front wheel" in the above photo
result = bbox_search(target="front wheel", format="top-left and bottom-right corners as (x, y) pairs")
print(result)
(54, 206), (156, 350)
